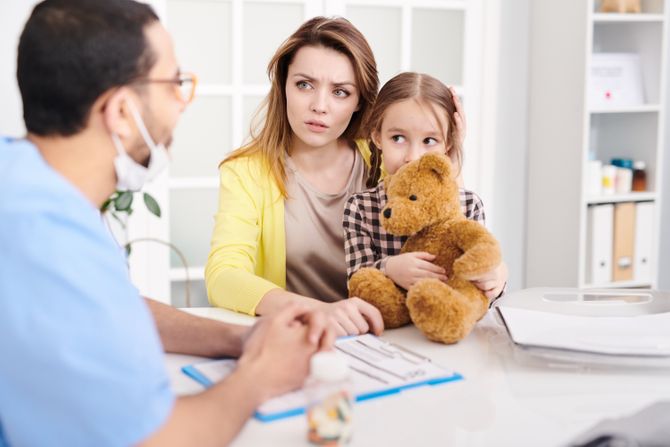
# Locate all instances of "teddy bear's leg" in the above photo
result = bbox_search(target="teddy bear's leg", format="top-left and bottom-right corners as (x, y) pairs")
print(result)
(348, 268), (411, 328)
(406, 278), (488, 344)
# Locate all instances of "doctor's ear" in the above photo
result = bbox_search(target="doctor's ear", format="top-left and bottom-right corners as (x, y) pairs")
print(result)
(101, 88), (134, 138)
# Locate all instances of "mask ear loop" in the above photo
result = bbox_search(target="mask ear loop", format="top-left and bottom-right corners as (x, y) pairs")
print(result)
(126, 99), (159, 154)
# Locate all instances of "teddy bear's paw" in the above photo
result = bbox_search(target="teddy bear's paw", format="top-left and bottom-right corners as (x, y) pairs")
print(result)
(406, 278), (479, 344)
(452, 245), (502, 281)
(348, 268), (411, 328)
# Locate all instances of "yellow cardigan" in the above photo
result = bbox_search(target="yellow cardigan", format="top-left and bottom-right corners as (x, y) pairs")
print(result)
(205, 141), (372, 315)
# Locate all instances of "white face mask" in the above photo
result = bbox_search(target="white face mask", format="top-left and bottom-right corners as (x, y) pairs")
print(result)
(111, 99), (169, 192)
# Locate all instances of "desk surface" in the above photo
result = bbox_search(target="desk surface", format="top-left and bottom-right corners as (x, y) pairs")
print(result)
(166, 306), (669, 447)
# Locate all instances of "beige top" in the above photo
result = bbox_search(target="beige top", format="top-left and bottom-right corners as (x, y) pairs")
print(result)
(284, 150), (366, 302)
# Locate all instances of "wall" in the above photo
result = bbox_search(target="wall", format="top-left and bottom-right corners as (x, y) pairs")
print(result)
(0, 1), (38, 136)
(481, 0), (531, 291)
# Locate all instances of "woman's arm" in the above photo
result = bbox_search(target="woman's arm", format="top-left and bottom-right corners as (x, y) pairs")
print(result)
(205, 161), (280, 315)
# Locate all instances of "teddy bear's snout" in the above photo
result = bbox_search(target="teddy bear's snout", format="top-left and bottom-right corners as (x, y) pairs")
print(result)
(383, 208), (392, 219)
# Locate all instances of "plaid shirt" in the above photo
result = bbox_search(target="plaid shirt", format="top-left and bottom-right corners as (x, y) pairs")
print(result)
(343, 182), (486, 279)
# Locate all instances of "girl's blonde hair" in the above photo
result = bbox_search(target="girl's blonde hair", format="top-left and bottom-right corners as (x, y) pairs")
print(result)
(365, 72), (463, 188)
(223, 16), (379, 198)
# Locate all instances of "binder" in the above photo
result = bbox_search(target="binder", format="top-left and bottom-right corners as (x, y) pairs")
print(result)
(612, 202), (636, 282)
(182, 334), (463, 422)
(634, 202), (654, 283)
(587, 204), (614, 284)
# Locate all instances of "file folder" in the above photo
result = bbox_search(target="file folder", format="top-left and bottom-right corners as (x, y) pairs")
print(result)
(182, 334), (463, 422)
(633, 202), (654, 283)
(612, 202), (635, 281)
(587, 204), (614, 284)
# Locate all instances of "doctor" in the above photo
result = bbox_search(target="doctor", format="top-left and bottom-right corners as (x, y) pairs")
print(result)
(0, 0), (334, 445)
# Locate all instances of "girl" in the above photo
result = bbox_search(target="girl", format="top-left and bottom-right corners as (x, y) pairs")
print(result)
(205, 17), (385, 336)
(344, 72), (507, 301)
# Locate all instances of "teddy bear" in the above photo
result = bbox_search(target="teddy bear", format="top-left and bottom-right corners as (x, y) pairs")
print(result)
(348, 152), (502, 344)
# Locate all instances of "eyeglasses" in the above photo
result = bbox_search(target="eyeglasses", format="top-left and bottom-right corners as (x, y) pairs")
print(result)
(133, 72), (198, 104)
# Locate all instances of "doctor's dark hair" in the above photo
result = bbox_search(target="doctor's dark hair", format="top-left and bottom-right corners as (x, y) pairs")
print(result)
(17, 0), (159, 136)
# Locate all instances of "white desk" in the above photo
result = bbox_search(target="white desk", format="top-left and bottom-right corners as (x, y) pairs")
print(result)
(166, 306), (669, 447)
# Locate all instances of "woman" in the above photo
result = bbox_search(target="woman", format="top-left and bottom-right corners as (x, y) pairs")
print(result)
(205, 17), (384, 335)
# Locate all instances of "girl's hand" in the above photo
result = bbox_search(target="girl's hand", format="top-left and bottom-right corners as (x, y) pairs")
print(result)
(470, 262), (508, 300)
(450, 86), (467, 145)
(385, 252), (448, 291)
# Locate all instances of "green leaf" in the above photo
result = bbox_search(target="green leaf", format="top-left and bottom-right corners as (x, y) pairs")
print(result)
(143, 192), (162, 218)
(125, 243), (132, 257)
(114, 191), (134, 211)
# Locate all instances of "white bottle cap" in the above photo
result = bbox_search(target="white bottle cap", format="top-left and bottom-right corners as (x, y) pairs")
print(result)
(310, 351), (349, 382)
(633, 160), (646, 170)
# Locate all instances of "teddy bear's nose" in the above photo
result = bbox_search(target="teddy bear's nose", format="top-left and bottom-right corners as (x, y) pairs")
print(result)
(383, 208), (392, 219)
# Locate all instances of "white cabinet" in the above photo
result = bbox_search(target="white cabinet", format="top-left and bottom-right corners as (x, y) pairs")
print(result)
(526, 0), (668, 289)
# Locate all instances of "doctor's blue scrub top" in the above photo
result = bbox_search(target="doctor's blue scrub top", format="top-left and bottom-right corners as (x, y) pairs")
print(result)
(0, 137), (174, 446)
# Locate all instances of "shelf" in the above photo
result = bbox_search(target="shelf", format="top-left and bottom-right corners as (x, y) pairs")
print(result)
(585, 192), (656, 204)
(589, 104), (661, 114)
(592, 13), (665, 22)
(582, 280), (652, 289)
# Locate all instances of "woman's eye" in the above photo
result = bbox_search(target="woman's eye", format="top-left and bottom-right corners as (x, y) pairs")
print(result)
(391, 135), (406, 143)
(424, 137), (438, 145)
(334, 88), (350, 97)
(409, 194), (417, 201)
(296, 81), (311, 89)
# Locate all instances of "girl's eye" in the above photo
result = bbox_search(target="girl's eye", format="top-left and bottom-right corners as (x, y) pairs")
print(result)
(296, 81), (311, 89)
(391, 135), (406, 143)
(423, 137), (438, 145)
(334, 88), (350, 97)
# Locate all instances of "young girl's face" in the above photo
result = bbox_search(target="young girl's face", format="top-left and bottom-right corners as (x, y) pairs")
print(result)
(373, 99), (450, 175)
(285, 45), (360, 150)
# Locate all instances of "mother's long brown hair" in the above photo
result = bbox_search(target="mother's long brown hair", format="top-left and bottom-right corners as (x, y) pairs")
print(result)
(223, 16), (379, 198)
(365, 72), (462, 188)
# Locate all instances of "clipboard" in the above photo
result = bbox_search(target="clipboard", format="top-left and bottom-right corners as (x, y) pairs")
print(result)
(182, 334), (463, 422)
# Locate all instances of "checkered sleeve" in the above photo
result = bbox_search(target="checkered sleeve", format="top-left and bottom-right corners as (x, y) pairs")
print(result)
(461, 189), (486, 226)
(343, 194), (383, 279)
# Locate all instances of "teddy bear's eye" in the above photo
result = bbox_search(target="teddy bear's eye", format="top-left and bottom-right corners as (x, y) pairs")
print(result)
(409, 194), (417, 201)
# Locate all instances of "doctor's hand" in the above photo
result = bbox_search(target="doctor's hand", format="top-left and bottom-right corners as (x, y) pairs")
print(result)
(317, 298), (384, 337)
(238, 304), (335, 401)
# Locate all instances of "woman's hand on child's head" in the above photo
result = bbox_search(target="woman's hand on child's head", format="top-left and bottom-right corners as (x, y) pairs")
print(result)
(385, 252), (448, 291)
(450, 86), (466, 145)
(318, 298), (384, 337)
(470, 262), (508, 300)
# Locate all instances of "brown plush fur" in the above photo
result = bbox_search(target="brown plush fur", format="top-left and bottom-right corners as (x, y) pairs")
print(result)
(348, 153), (501, 344)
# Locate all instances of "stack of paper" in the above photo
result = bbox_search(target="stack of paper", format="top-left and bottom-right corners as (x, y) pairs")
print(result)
(497, 306), (670, 357)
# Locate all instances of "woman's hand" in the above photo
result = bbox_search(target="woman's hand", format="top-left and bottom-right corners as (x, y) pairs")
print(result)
(450, 86), (466, 145)
(318, 298), (384, 337)
(469, 262), (508, 301)
(385, 252), (448, 291)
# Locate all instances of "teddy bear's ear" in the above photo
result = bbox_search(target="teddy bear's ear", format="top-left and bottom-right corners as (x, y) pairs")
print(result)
(418, 152), (452, 181)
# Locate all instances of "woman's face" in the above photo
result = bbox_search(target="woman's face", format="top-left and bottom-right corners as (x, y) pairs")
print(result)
(285, 45), (360, 150)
